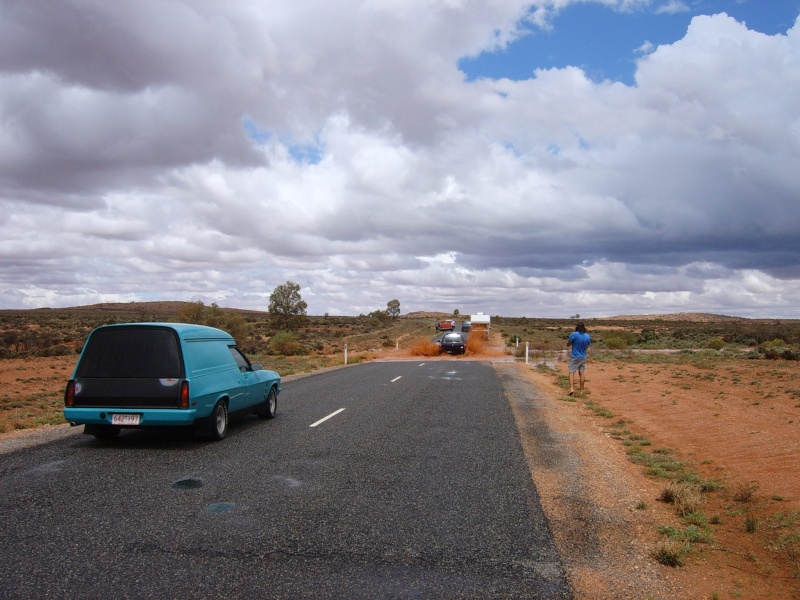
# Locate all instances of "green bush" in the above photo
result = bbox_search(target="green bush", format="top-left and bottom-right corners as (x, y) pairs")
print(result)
(601, 330), (638, 349)
(637, 328), (660, 343)
(604, 335), (630, 349)
(269, 331), (303, 356)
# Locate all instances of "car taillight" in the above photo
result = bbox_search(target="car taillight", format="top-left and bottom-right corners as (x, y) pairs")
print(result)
(64, 380), (75, 407)
(180, 381), (189, 409)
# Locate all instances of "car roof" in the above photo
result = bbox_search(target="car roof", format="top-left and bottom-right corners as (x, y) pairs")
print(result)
(93, 322), (235, 342)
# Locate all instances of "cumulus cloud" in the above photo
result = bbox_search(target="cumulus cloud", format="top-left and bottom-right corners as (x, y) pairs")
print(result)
(1, 0), (799, 317)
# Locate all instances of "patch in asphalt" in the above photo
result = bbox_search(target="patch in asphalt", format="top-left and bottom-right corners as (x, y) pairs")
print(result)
(172, 476), (204, 489)
(206, 502), (235, 514)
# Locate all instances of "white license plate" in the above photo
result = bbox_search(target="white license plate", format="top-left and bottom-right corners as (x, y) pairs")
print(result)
(111, 413), (140, 426)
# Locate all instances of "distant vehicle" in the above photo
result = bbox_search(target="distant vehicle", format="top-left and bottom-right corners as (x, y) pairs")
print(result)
(461, 321), (472, 331)
(439, 332), (466, 355)
(436, 319), (456, 331)
(64, 323), (281, 441)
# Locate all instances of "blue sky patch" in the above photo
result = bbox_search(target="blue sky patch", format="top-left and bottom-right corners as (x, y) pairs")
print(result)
(243, 117), (323, 164)
(460, 1), (800, 86)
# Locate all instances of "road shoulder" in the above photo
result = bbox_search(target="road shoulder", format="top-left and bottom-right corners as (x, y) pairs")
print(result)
(496, 362), (692, 599)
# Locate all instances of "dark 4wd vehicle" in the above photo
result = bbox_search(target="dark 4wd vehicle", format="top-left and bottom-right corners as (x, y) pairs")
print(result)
(439, 332), (466, 355)
(64, 323), (281, 441)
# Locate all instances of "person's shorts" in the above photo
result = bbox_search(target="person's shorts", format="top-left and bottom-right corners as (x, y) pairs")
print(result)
(568, 357), (587, 373)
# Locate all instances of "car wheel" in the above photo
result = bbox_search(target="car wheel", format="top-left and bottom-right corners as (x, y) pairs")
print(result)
(207, 401), (229, 441)
(257, 387), (277, 420)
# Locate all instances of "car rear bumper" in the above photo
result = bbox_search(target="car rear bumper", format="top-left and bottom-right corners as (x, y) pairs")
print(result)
(63, 408), (200, 427)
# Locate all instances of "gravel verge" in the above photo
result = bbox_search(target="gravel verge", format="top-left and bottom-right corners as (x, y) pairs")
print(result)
(496, 362), (693, 599)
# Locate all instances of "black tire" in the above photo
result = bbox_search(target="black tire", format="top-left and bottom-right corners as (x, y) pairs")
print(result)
(257, 386), (277, 420)
(206, 401), (229, 441)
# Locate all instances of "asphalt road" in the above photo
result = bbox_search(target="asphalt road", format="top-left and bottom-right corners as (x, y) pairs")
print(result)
(0, 361), (571, 599)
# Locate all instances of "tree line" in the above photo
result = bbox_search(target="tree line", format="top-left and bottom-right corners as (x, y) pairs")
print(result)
(175, 281), (400, 332)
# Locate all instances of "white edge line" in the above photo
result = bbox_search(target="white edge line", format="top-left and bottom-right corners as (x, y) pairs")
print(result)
(310, 408), (346, 428)
(391, 376), (402, 383)
(418, 363), (426, 366)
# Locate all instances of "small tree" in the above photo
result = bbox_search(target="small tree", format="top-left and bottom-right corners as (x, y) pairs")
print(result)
(176, 300), (251, 341)
(177, 300), (206, 324)
(205, 302), (225, 329)
(387, 299), (401, 319)
(268, 281), (308, 331)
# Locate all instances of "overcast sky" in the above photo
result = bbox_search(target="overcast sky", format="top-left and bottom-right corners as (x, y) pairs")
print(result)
(2, 0), (800, 318)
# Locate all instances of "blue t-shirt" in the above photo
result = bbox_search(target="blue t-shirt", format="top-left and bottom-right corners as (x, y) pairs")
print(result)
(568, 331), (591, 358)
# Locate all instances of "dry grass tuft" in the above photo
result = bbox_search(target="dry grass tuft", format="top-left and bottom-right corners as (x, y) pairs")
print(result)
(733, 481), (760, 503)
(659, 481), (705, 517)
(653, 539), (690, 567)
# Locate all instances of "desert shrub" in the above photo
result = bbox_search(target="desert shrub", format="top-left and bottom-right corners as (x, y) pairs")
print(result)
(34, 344), (72, 357)
(269, 331), (303, 356)
(733, 481), (759, 503)
(603, 335), (630, 349)
(761, 338), (787, 350)
(637, 328), (660, 343)
(745, 513), (758, 533)
(699, 478), (725, 493)
(601, 330), (637, 349)
(706, 337), (725, 351)
(759, 342), (797, 360)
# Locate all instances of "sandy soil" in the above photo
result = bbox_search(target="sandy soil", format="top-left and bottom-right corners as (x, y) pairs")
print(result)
(515, 353), (800, 600)
(2, 350), (800, 599)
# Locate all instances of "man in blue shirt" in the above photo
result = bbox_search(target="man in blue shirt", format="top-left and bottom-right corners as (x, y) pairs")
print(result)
(567, 322), (591, 395)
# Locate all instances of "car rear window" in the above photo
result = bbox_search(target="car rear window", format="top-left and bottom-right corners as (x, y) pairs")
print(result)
(76, 327), (183, 378)
(443, 333), (462, 341)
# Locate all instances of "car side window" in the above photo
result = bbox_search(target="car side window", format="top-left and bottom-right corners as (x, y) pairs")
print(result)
(228, 346), (251, 372)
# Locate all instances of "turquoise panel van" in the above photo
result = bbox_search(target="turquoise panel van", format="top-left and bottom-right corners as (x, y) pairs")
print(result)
(64, 323), (281, 441)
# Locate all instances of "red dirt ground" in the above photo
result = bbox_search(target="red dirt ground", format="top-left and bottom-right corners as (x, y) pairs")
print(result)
(549, 354), (800, 599)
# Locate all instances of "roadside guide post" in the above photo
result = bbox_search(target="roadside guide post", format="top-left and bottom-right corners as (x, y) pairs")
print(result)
(344, 343), (348, 365)
(525, 341), (529, 364)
